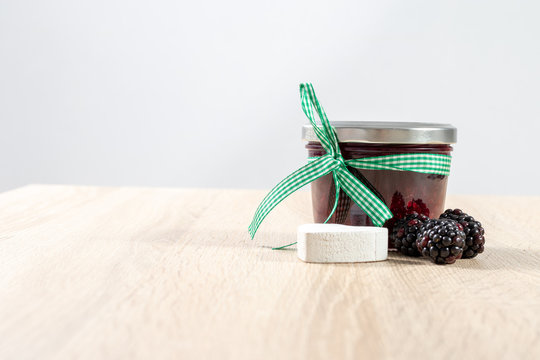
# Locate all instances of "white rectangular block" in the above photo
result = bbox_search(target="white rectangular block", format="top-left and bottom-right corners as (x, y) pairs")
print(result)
(297, 224), (388, 263)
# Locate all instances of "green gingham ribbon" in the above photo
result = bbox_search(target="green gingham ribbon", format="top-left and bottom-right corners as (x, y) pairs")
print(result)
(248, 83), (451, 240)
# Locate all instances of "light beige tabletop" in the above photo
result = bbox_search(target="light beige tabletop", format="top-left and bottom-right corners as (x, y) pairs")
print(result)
(0, 185), (538, 360)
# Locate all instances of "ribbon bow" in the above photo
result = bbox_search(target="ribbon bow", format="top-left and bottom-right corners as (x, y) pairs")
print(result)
(248, 83), (451, 241)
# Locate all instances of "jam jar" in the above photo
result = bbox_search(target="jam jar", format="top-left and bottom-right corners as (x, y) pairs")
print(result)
(303, 121), (457, 249)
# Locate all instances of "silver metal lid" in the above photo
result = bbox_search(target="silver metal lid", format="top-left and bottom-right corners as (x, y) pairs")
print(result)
(302, 121), (457, 144)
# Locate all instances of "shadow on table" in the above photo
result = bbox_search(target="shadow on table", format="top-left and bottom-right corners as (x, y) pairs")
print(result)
(388, 246), (540, 271)
(176, 228), (540, 270)
(167, 228), (301, 263)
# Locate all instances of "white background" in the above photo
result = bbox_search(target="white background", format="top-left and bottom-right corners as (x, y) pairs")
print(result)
(1, 0), (539, 195)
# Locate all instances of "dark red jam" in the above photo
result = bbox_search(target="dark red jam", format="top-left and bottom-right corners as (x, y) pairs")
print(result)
(306, 142), (453, 249)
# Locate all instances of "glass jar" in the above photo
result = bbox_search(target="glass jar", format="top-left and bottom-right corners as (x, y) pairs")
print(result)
(303, 121), (457, 249)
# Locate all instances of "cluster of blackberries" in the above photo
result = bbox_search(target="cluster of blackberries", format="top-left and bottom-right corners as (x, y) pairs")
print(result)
(392, 209), (485, 265)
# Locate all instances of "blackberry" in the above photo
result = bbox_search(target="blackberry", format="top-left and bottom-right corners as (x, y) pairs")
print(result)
(389, 191), (406, 220)
(440, 209), (485, 258)
(416, 219), (466, 265)
(406, 198), (430, 218)
(384, 191), (407, 233)
(393, 212), (430, 256)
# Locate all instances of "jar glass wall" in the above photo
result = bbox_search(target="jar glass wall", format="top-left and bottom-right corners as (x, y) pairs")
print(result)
(306, 142), (453, 249)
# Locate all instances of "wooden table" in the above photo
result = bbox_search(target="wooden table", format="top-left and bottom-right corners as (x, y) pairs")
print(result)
(0, 185), (538, 359)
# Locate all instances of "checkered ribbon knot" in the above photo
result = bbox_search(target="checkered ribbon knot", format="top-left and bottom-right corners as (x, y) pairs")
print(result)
(248, 83), (451, 242)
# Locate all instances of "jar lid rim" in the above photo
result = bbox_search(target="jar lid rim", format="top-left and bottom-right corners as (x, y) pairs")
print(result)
(302, 121), (457, 144)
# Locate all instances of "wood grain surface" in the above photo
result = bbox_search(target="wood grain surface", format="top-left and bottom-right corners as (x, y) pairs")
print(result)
(0, 185), (538, 360)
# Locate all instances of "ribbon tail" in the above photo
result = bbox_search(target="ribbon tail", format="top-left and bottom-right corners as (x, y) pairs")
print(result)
(323, 171), (341, 224)
(271, 242), (297, 250)
(334, 167), (393, 227)
(248, 155), (337, 239)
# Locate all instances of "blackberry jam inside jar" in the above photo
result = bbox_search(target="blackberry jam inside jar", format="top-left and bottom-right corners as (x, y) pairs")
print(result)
(303, 121), (457, 249)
